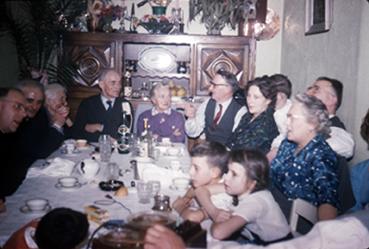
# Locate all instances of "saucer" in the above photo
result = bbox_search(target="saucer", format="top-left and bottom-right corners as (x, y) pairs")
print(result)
(20, 204), (52, 214)
(169, 184), (189, 191)
(134, 157), (154, 163)
(55, 182), (82, 191)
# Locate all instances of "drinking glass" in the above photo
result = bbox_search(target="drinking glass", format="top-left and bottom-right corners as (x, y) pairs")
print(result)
(148, 180), (161, 196)
(137, 181), (153, 204)
(107, 162), (119, 180)
(99, 134), (112, 163)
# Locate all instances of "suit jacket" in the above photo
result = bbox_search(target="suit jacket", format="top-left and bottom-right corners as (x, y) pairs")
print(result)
(72, 95), (133, 142)
(15, 108), (66, 167)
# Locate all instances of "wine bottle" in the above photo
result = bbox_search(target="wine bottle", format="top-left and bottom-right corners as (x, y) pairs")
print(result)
(139, 118), (153, 158)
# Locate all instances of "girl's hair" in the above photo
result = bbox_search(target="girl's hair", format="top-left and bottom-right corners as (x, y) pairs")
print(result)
(190, 141), (229, 175)
(360, 108), (369, 149)
(229, 149), (269, 193)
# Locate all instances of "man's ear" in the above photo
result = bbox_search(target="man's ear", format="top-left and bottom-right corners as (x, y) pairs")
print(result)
(210, 167), (221, 179)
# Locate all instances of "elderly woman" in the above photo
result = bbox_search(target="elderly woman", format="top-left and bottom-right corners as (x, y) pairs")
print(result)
(226, 76), (279, 153)
(137, 82), (185, 143)
(270, 93), (339, 221)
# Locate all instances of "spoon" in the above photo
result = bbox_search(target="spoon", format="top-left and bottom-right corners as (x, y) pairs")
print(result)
(105, 194), (132, 214)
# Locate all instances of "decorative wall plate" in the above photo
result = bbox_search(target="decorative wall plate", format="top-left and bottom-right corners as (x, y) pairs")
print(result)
(138, 46), (177, 73)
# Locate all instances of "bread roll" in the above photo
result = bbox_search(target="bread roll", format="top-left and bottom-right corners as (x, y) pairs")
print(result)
(115, 186), (128, 197)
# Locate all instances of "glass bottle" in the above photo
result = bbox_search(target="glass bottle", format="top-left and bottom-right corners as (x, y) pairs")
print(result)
(139, 118), (153, 158)
(123, 70), (132, 98)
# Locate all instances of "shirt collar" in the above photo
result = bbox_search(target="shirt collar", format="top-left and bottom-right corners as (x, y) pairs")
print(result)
(217, 97), (233, 110)
(151, 107), (171, 116)
(100, 95), (115, 109)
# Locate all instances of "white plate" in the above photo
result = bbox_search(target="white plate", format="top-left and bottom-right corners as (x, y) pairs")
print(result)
(55, 182), (82, 191)
(20, 204), (52, 214)
(133, 157), (154, 163)
(138, 46), (177, 73)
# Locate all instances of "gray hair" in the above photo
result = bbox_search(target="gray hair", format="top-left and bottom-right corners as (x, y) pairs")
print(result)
(16, 79), (44, 93)
(44, 84), (66, 101)
(99, 69), (119, 82)
(149, 82), (170, 99)
(294, 93), (331, 136)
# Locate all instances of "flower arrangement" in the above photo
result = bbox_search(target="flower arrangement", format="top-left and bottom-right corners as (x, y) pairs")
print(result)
(139, 14), (173, 34)
(87, 0), (126, 32)
(189, 0), (257, 35)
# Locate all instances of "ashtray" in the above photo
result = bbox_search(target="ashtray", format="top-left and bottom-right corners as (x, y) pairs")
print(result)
(99, 180), (124, 191)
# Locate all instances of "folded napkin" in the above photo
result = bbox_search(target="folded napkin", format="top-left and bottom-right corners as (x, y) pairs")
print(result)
(138, 163), (189, 188)
(28, 157), (75, 178)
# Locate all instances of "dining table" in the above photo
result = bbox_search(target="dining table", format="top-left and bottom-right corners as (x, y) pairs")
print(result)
(0, 140), (193, 247)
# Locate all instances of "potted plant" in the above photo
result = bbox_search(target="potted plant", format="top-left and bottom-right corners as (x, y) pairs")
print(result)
(189, 0), (257, 35)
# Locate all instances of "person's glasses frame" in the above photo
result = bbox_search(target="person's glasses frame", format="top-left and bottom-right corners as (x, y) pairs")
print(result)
(0, 99), (26, 113)
(208, 81), (229, 88)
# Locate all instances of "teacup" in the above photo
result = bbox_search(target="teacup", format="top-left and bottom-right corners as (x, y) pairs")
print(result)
(26, 198), (49, 211)
(58, 176), (78, 187)
(65, 143), (75, 154)
(167, 147), (180, 156)
(172, 177), (190, 191)
(76, 139), (87, 148)
(170, 160), (181, 171)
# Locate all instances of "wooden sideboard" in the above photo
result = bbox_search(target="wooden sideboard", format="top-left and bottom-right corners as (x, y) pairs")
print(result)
(62, 32), (256, 119)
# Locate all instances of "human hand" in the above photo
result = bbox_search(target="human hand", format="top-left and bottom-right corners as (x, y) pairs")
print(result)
(213, 209), (232, 222)
(48, 106), (70, 127)
(144, 224), (185, 249)
(183, 103), (197, 118)
(85, 123), (103, 133)
(172, 196), (192, 214)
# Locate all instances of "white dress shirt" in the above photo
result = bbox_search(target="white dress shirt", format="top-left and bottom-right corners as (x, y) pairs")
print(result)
(326, 126), (355, 158)
(185, 97), (247, 138)
(271, 99), (292, 149)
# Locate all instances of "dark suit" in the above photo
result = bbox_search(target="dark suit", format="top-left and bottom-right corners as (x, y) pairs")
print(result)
(15, 108), (66, 167)
(72, 95), (133, 142)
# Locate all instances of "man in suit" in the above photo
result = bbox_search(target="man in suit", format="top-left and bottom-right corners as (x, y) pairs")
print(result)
(15, 82), (71, 167)
(183, 69), (247, 145)
(73, 69), (133, 142)
(307, 76), (354, 159)
(0, 87), (27, 212)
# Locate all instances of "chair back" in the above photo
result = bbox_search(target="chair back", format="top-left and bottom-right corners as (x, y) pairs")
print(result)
(289, 198), (317, 236)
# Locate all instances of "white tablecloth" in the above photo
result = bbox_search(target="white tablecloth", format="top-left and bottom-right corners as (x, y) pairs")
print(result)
(0, 143), (191, 246)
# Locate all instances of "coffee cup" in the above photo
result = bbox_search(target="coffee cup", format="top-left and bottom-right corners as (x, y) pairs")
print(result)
(172, 177), (190, 191)
(58, 176), (78, 187)
(76, 139), (87, 148)
(26, 198), (49, 211)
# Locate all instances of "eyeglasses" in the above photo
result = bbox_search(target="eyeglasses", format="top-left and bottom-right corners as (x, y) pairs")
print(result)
(0, 99), (26, 112)
(209, 81), (229, 88)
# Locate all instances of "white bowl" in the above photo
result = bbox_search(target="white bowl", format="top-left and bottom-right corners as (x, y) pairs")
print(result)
(76, 139), (87, 148)
(172, 177), (190, 190)
(26, 198), (49, 211)
(58, 177), (78, 187)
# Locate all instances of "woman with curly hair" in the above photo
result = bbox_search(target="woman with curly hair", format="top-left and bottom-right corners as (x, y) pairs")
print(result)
(270, 93), (339, 222)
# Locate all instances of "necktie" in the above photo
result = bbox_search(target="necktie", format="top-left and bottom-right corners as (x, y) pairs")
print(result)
(106, 100), (112, 111)
(212, 104), (223, 127)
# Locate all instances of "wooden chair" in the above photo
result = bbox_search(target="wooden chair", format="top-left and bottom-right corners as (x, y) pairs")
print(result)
(289, 198), (317, 236)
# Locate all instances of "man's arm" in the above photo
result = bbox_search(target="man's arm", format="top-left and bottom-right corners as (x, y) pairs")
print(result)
(326, 126), (355, 158)
(232, 106), (247, 131)
(184, 99), (209, 138)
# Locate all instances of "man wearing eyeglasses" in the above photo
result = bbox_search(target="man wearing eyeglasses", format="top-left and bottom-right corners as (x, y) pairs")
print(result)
(0, 87), (27, 212)
(307, 77), (354, 159)
(183, 69), (247, 145)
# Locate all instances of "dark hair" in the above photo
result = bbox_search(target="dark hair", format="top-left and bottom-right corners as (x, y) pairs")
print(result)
(316, 76), (343, 110)
(360, 108), (369, 149)
(216, 68), (239, 93)
(229, 149), (269, 192)
(269, 74), (292, 98)
(190, 141), (229, 175)
(0, 87), (23, 99)
(35, 208), (89, 249)
(245, 76), (277, 109)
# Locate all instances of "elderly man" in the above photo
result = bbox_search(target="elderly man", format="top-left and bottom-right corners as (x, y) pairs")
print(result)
(0, 87), (27, 212)
(15, 82), (71, 167)
(307, 77), (354, 159)
(72, 69), (133, 142)
(183, 69), (247, 145)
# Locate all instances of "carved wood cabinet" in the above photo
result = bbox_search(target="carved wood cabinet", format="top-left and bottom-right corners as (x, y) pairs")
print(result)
(62, 32), (256, 119)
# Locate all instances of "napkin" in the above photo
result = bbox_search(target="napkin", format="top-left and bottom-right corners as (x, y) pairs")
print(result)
(27, 157), (75, 178)
(138, 163), (189, 188)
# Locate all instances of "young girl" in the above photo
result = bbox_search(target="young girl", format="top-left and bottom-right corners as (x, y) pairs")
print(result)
(209, 149), (291, 245)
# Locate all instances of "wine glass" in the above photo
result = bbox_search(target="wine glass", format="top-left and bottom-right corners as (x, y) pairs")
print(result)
(171, 8), (182, 34)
